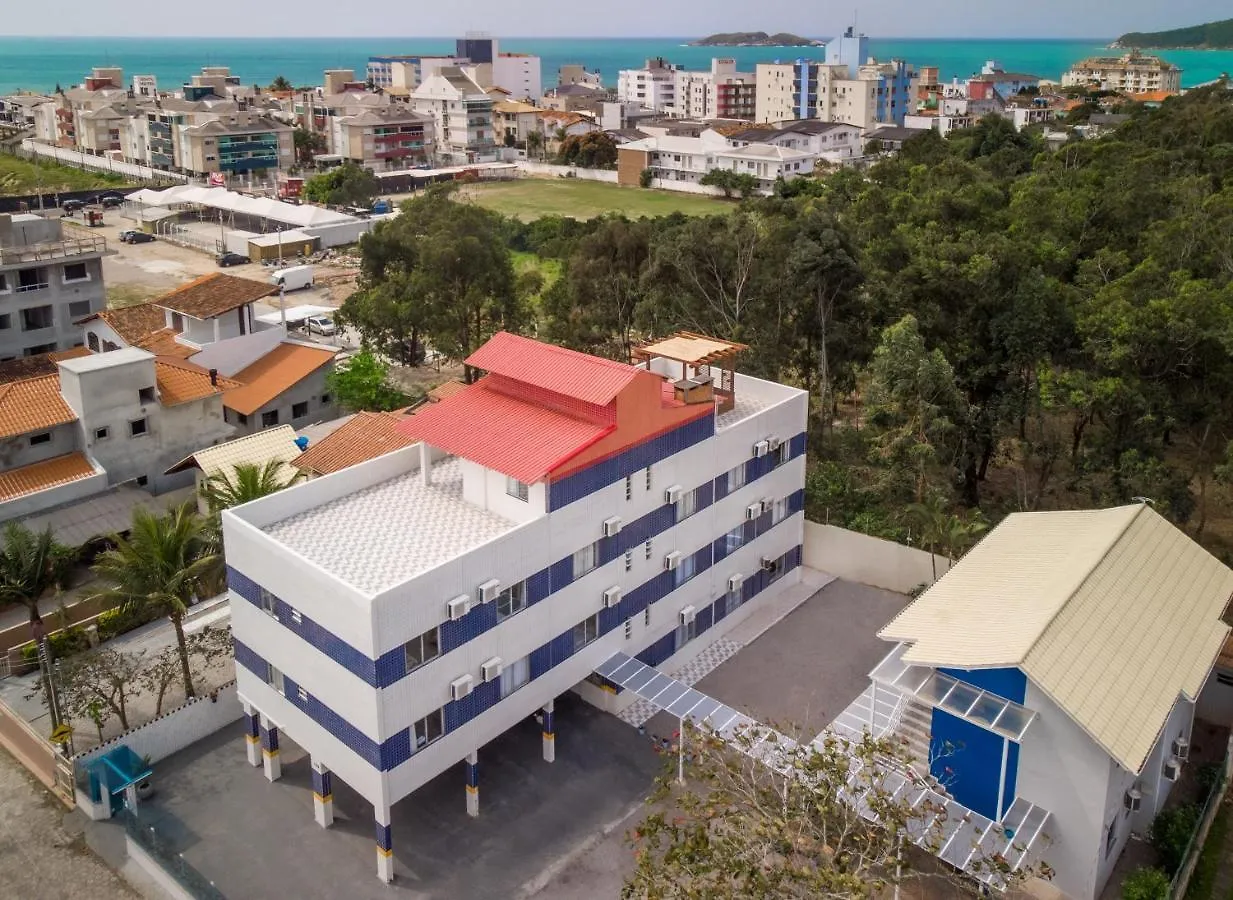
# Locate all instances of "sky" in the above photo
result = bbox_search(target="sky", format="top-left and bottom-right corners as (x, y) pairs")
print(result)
(3, 0), (1229, 38)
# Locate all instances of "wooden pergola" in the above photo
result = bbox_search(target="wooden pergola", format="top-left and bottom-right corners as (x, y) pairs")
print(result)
(632, 331), (748, 413)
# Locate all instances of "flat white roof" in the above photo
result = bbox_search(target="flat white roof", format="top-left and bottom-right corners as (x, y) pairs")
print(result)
(263, 457), (516, 594)
(255, 305), (332, 326)
(58, 346), (153, 372)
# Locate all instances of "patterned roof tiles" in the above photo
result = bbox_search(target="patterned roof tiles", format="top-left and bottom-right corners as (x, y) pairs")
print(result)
(466, 331), (638, 407)
(154, 273), (277, 320)
(293, 411), (417, 476)
(225, 342), (338, 417)
(0, 375), (77, 439)
(155, 359), (242, 406)
(0, 452), (98, 502)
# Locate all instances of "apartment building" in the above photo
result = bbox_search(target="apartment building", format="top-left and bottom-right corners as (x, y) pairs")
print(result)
(617, 58), (678, 114)
(330, 107), (433, 169)
(617, 129), (818, 191)
(673, 59), (756, 121)
(176, 113), (294, 179)
(492, 100), (541, 146)
(411, 68), (497, 164)
(223, 331), (806, 882)
(492, 53), (543, 101)
(0, 214), (104, 361)
(1062, 53), (1182, 94)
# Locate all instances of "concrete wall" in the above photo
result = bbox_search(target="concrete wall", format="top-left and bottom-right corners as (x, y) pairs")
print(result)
(20, 139), (190, 182)
(73, 682), (244, 769)
(648, 177), (728, 196)
(802, 521), (950, 594)
(226, 364), (337, 435)
(188, 327), (284, 378)
(515, 161), (619, 182)
(0, 421), (78, 470)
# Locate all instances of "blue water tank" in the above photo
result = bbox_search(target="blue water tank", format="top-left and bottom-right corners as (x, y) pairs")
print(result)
(295, 436), (309, 451)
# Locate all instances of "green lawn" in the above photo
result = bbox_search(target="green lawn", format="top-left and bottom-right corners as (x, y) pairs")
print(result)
(463, 178), (731, 220)
(0, 153), (129, 196)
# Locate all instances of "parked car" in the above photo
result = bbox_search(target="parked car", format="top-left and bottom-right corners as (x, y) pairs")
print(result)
(96, 193), (124, 208)
(305, 316), (336, 336)
(62, 199), (86, 213)
(216, 252), (249, 268)
(120, 230), (155, 244)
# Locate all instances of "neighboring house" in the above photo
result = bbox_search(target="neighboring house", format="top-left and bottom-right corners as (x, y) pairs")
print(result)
(841, 504), (1233, 900)
(532, 110), (598, 155)
(411, 68), (497, 164)
(616, 130), (818, 192)
(491, 100), (541, 146)
(617, 58), (679, 114)
(291, 411), (416, 477)
(0, 213), (105, 361)
(864, 125), (933, 153)
(223, 330), (806, 882)
(539, 83), (610, 115)
(166, 424), (303, 512)
(222, 341), (340, 434)
(1062, 53), (1182, 95)
(728, 120), (863, 162)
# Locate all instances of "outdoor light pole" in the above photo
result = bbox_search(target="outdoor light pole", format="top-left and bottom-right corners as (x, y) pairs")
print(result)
(678, 717), (685, 785)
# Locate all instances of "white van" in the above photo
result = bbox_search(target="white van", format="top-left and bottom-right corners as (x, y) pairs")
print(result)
(271, 265), (314, 292)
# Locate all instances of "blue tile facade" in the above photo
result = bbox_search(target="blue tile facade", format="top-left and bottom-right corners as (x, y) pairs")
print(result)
(229, 431), (806, 691)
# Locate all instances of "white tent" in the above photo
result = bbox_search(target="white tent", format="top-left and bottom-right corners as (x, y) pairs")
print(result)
(125, 185), (357, 230)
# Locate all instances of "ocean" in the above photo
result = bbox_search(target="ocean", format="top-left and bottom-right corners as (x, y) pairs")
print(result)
(1, 36), (1231, 96)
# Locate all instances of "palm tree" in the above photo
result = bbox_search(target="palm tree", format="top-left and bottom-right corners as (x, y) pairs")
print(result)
(268, 75), (293, 92)
(92, 504), (219, 699)
(200, 459), (300, 513)
(905, 498), (989, 582)
(0, 522), (74, 625)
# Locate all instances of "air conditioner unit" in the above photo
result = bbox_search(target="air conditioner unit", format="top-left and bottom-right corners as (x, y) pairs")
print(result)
(727, 574), (744, 592)
(664, 551), (683, 571)
(761, 556), (777, 571)
(603, 586), (623, 608)
(679, 605), (696, 625)
(450, 674), (474, 701)
(477, 579), (501, 604)
(767, 436), (782, 452)
(1172, 737), (1190, 761)
(1124, 788), (1142, 812)
(746, 502), (762, 521)
(446, 594), (471, 621)
(761, 497), (774, 514)
(664, 485), (683, 504)
(1163, 757), (1181, 782)
(481, 657), (503, 683)
(752, 440), (769, 458)
(602, 516), (623, 538)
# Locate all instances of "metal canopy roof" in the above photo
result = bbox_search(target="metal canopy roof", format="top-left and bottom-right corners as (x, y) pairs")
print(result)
(870, 643), (1037, 743)
(595, 652), (1050, 889)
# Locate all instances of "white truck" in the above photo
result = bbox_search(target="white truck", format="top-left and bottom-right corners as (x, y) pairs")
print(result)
(270, 264), (314, 292)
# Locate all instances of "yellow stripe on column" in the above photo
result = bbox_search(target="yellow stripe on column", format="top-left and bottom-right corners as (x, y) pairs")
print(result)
(376, 846), (393, 858)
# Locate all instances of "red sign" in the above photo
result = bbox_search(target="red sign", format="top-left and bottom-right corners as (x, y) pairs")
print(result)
(208, 172), (226, 187)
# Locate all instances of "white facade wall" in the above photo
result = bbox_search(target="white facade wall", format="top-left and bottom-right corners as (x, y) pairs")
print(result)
(492, 56), (543, 101)
(226, 373), (807, 812)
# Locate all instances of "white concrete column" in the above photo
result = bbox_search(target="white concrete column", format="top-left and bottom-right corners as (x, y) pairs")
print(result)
(260, 714), (281, 782)
(311, 758), (334, 828)
(242, 701), (261, 767)
(124, 782), (139, 814)
(419, 442), (431, 486)
(375, 801), (394, 883)
(465, 750), (479, 817)
(542, 700), (556, 763)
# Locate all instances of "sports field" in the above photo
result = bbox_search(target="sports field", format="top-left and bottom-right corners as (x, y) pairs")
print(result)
(462, 178), (730, 220)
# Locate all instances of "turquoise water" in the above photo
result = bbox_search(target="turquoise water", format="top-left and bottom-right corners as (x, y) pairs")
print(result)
(1, 36), (1231, 95)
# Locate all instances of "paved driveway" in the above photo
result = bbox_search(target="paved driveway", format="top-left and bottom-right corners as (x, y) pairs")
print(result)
(135, 693), (659, 900)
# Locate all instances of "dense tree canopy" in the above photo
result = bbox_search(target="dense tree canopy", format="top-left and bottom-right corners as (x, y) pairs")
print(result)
(301, 162), (379, 208)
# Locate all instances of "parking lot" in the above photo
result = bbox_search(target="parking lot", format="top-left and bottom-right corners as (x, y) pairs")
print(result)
(122, 578), (908, 900)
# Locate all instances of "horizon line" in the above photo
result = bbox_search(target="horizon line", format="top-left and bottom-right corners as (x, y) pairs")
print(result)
(0, 34), (1120, 42)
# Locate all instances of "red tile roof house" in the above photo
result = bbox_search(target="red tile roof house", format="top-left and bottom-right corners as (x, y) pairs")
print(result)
(223, 331), (808, 881)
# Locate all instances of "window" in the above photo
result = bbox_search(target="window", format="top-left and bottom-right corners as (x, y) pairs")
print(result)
(1105, 815), (1118, 859)
(28, 432), (51, 446)
(63, 263), (89, 283)
(724, 525), (745, 554)
(673, 552), (697, 588)
(499, 654), (530, 698)
(777, 441), (790, 467)
(676, 487), (699, 521)
(572, 613), (599, 651)
(0, 273), (7, 293)
(644, 607), (651, 627)
(765, 555), (785, 584)
(93, 426), (109, 441)
(505, 476), (529, 502)
(135, 475), (148, 487)
(624, 550), (633, 572)
(102, 341), (119, 352)
(413, 709), (444, 750)
(86, 331), (98, 350)
(138, 386), (155, 404)
(726, 583), (743, 616)
(261, 410), (279, 428)
(259, 588), (277, 616)
(266, 662), (285, 695)
(645, 539), (653, 560)
(404, 627), (440, 672)
(21, 306), (53, 331)
(773, 497), (789, 525)
(236, 412), (249, 426)
(572, 541), (598, 579)
(625, 475), (632, 500)
(624, 619), (633, 640)
(320, 393), (332, 405)
(645, 466), (653, 490)
(676, 617), (697, 647)
(727, 463), (746, 492)
(68, 300), (92, 318)
(495, 581), (526, 620)
(129, 417), (148, 437)
(292, 401), (309, 419)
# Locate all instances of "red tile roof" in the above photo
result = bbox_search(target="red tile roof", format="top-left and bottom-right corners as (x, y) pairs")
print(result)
(399, 379), (612, 483)
(466, 331), (639, 406)
(293, 411), (417, 475)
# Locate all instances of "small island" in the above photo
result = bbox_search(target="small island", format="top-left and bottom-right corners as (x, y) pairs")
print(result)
(1114, 17), (1233, 50)
(690, 31), (822, 47)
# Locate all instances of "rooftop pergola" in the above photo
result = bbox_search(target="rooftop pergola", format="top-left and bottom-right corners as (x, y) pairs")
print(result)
(632, 331), (748, 413)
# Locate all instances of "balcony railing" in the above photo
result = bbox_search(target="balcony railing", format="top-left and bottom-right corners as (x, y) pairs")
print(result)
(0, 236), (106, 266)
(14, 281), (49, 294)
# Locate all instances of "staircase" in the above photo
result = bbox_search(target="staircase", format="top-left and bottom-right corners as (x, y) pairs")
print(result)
(894, 697), (934, 773)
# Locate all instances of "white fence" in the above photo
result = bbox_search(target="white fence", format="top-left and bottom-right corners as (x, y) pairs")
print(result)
(20, 139), (189, 183)
(73, 682), (243, 770)
(803, 520), (951, 595)
(648, 177), (729, 197)
(515, 161), (619, 183)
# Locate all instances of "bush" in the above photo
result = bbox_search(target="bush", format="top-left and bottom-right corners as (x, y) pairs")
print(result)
(639, 168), (653, 189)
(1150, 803), (1201, 875)
(1121, 866), (1170, 900)
(20, 625), (91, 662)
(96, 604), (160, 642)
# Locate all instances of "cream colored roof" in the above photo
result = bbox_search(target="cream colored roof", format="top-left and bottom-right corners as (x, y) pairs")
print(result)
(880, 504), (1233, 774)
(638, 332), (747, 365)
(165, 425), (302, 481)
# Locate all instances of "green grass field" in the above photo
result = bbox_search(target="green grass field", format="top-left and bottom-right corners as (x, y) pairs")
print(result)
(463, 178), (730, 221)
(0, 153), (129, 196)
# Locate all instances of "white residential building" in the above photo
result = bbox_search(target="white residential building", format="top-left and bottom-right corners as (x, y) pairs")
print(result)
(728, 120), (863, 162)
(492, 53), (543, 101)
(1061, 53), (1181, 94)
(223, 331), (807, 882)
(411, 68), (497, 164)
(836, 504), (1233, 900)
(673, 59), (757, 120)
(617, 129), (818, 191)
(617, 58), (679, 114)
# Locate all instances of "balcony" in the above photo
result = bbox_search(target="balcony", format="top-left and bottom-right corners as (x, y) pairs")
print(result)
(0, 236), (106, 267)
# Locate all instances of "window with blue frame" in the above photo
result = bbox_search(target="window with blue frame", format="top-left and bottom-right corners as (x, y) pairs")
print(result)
(573, 613), (599, 651)
(496, 581), (526, 620)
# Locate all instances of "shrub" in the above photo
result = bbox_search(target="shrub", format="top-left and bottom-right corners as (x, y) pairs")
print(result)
(1149, 803), (1201, 875)
(638, 168), (653, 189)
(20, 625), (91, 662)
(1121, 866), (1169, 900)
(96, 604), (161, 641)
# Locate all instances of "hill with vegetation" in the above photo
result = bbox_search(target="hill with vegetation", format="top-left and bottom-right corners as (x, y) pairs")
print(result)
(691, 31), (821, 46)
(1115, 18), (1233, 49)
